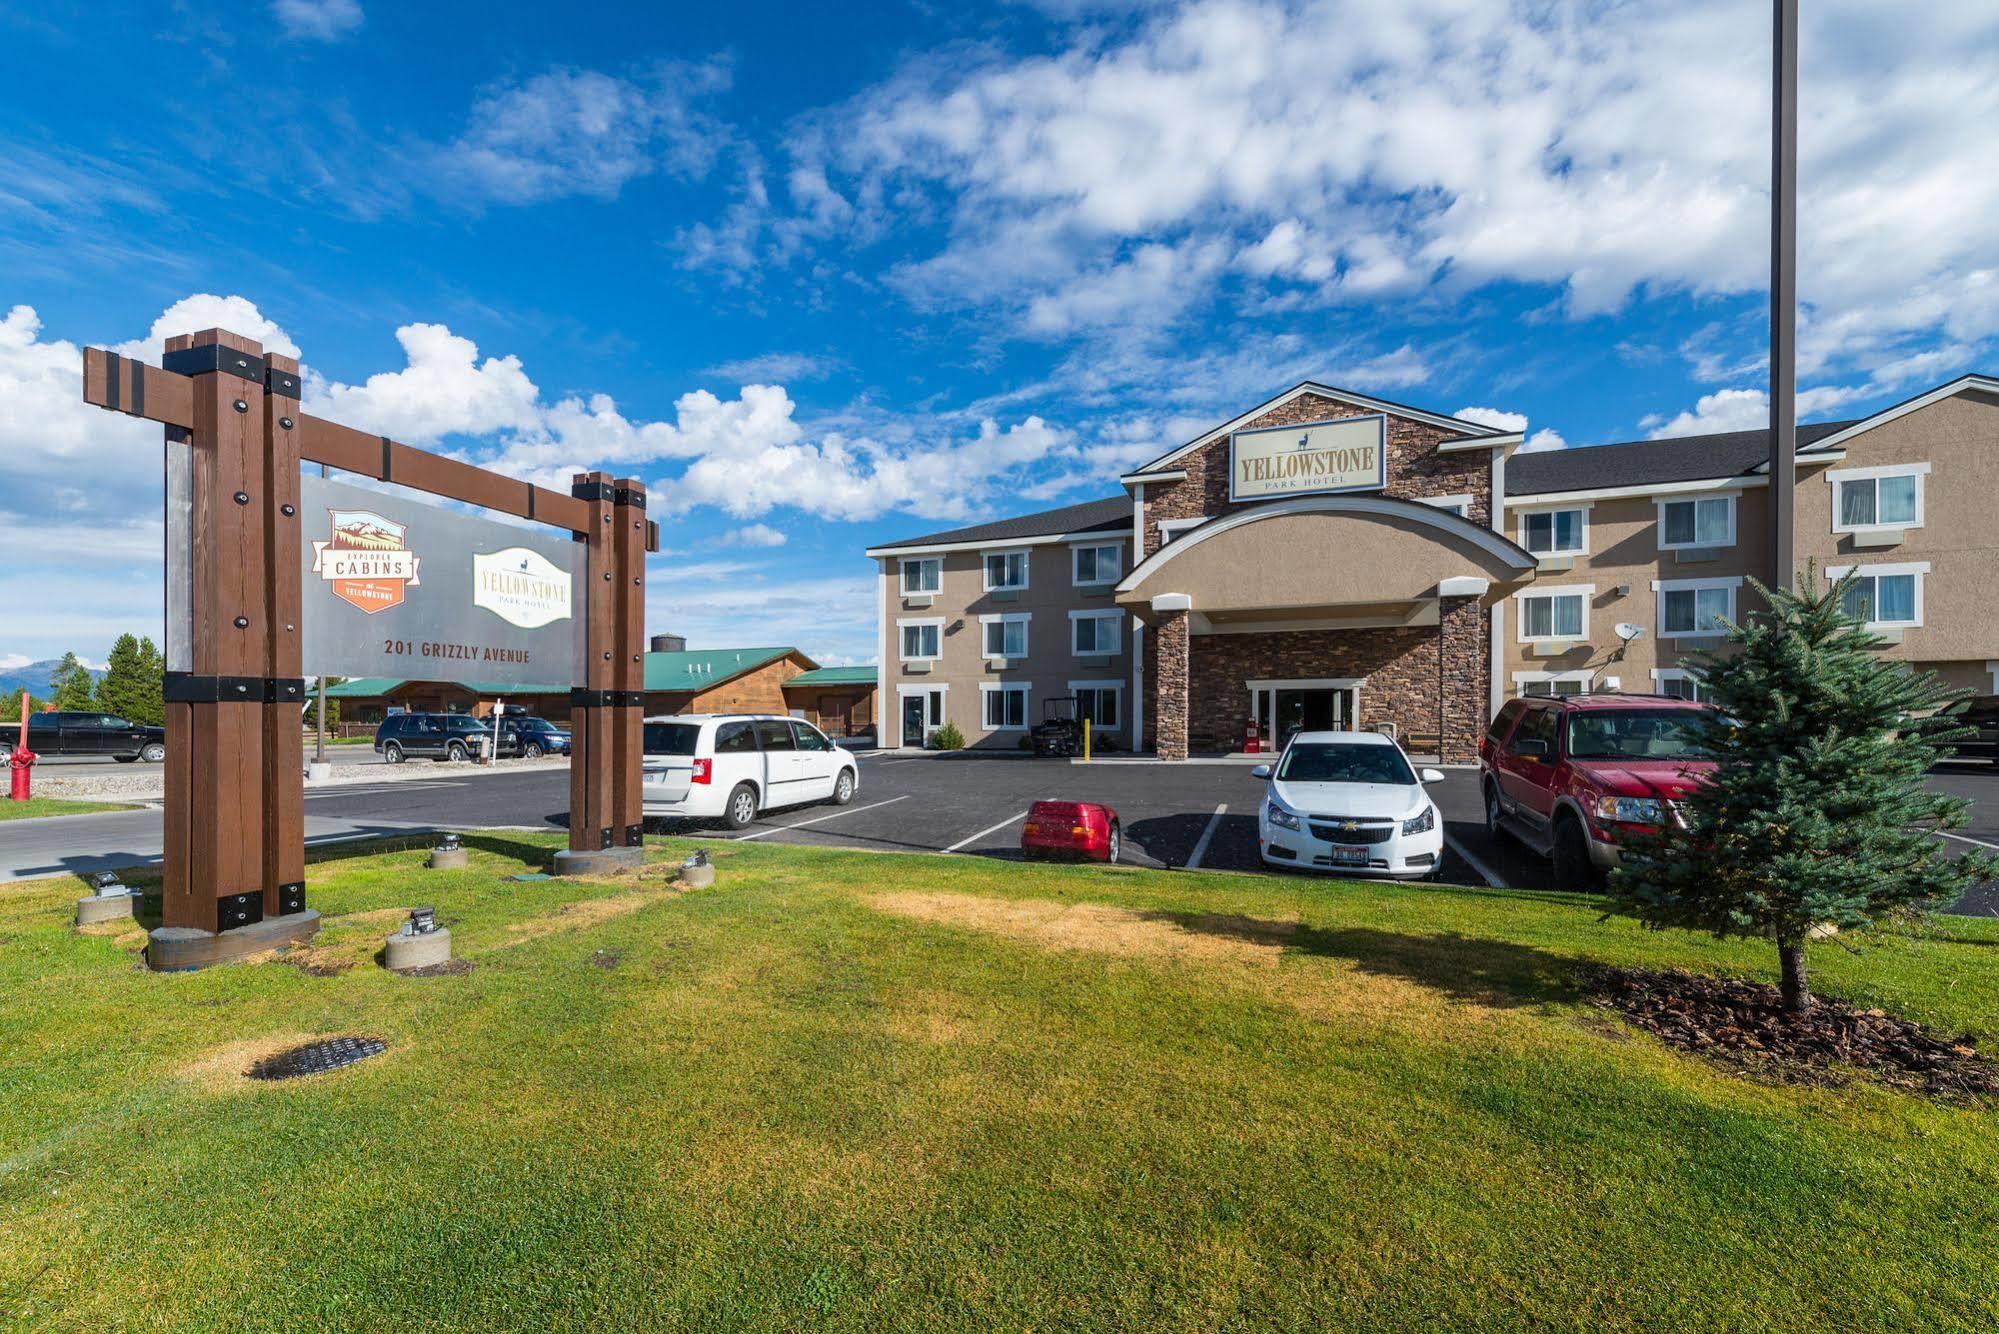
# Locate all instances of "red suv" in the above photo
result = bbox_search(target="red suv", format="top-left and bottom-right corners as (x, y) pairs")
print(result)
(1478, 694), (1716, 889)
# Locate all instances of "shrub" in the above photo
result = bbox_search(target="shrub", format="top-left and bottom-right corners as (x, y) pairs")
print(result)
(929, 721), (966, 751)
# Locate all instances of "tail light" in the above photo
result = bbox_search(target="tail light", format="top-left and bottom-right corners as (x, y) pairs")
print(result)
(691, 758), (712, 785)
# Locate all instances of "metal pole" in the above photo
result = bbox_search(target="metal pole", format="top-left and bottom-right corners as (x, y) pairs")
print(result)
(1769, 0), (1798, 593)
(314, 460), (328, 763)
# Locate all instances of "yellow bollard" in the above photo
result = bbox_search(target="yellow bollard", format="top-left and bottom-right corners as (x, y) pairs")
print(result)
(1083, 718), (1092, 762)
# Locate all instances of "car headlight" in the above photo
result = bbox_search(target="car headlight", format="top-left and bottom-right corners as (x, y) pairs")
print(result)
(1594, 795), (1664, 825)
(1267, 804), (1301, 831)
(1402, 806), (1435, 836)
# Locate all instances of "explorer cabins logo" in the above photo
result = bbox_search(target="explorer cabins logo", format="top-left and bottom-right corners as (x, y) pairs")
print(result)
(311, 509), (422, 614)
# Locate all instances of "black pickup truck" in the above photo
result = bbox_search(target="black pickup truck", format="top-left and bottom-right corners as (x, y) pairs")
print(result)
(13, 711), (166, 762)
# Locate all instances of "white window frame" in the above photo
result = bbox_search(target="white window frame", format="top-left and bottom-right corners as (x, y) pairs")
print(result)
(1516, 504), (1590, 557)
(1069, 609), (1123, 656)
(1655, 492), (1738, 551)
(896, 617), (943, 662)
(1513, 585), (1593, 643)
(979, 681), (1031, 731)
(1511, 670), (1594, 697)
(978, 612), (1031, 659)
(1068, 679), (1124, 731)
(1416, 493), (1475, 519)
(1156, 516), (1208, 546)
(898, 556), (941, 595)
(894, 684), (948, 745)
(982, 548), (1031, 592)
(1070, 541), (1122, 587)
(1649, 668), (1704, 702)
(1652, 577), (1742, 639)
(1828, 463), (1929, 534)
(1826, 562), (1928, 629)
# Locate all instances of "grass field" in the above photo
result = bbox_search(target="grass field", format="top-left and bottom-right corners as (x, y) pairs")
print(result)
(2, 835), (1995, 1329)
(0, 795), (130, 821)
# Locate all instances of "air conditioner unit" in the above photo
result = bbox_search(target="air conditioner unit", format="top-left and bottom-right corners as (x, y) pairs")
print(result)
(1673, 548), (1719, 564)
(901, 660), (932, 675)
(1537, 556), (1575, 572)
(902, 593), (936, 608)
(1872, 627), (1906, 645)
(1530, 640), (1578, 658)
(1849, 527), (1906, 550)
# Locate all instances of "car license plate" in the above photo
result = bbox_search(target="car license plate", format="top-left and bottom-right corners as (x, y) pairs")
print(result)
(1327, 845), (1368, 866)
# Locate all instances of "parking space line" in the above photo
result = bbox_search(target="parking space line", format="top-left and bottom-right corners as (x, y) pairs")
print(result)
(734, 795), (910, 841)
(1441, 832), (1506, 888)
(1185, 803), (1228, 869)
(943, 810), (1029, 854)
(1939, 830), (1999, 852)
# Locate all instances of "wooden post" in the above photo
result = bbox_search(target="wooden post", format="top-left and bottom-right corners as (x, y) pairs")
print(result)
(611, 478), (647, 848)
(565, 470), (620, 863)
(261, 352), (307, 917)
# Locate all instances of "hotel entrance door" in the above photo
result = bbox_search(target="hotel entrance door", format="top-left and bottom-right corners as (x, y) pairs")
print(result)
(1249, 679), (1359, 748)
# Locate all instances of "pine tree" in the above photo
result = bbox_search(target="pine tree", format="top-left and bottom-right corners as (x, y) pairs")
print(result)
(48, 652), (98, 712)
(130, 636), (166, 726)
(95, 634), (146, 721)
(1612, 569), (1995, 1012)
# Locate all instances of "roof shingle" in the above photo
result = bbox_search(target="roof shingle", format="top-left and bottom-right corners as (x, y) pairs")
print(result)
(1504, 420), (1857, 496)
(871, 496), (1130, 552)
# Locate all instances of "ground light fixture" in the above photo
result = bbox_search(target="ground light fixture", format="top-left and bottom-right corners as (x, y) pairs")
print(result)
(384, 905), (452, 972)
(427, 834), (469, 871)
(679, 849), (716, 889)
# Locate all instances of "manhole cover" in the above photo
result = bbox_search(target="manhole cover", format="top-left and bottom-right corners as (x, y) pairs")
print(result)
(246, 1036), (388, 1081)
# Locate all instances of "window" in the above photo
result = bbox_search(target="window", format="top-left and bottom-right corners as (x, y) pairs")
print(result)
(1517, 589), (1588, 641)
(980, 613), (1029, 659)
(1417, 494), (1474, 519)
(1657, 495), (1735, 549)
(983, 549), (1029, 591)
(1830, 465), (1927, 531)
(1072, 543), (1121, 585)
(714, 721), (758, 753)
(1655, 578), (1739, 638)
(1157, 517), (1207, 546)
(1071, 682), (1121, 730)
(1486, 699), (1527, 745)
(898, 618), (942, 660)
(900, 557), (941, 595)
(754, 719), (796, 751)
(1520, 507), (1587, 556)
(1829, 562), (1927, 628)
(1071, 610), (1122, 655)
(1514, 672), (1592, 698)
(1509, 706), (1560, 754)
(789, 721), (834, 752)
(981, 683), (1029, 730)
(1651, 670), (1703, 702)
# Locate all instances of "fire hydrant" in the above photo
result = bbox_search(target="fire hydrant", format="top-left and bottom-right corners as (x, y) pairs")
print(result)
(8, 743), (33, 802)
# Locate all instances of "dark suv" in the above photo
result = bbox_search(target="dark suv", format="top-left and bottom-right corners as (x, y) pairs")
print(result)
(1949, 696), (1999, 765)
(14, 711), (166, 763)
(497, 715), (571, 759)
(373, 712), (496, 763)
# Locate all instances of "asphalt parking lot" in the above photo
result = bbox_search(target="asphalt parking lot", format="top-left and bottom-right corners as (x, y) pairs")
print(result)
(662, 751), (1999, 915)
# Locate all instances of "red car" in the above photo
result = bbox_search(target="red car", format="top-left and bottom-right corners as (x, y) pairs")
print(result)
(1021, 800), (1122, 863)
(1478, 694), (1715, 889)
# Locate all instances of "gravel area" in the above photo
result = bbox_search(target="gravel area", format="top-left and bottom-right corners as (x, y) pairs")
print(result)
(33, 755), (571, 803)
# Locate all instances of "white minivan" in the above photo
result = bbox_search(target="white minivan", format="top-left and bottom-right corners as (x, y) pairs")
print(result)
(642, 714), (860, 828)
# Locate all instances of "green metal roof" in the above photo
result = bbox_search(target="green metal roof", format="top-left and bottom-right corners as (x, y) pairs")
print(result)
(321, 677), (407, 698)
(644, 646), (806, 692)
(784, 665), (878, 687)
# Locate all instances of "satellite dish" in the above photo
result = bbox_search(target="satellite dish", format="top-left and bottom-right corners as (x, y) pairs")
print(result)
(1614, 622), (1647, 642)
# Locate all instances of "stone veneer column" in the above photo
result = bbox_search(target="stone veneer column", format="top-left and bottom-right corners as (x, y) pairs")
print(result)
(1153, 606), (1191, 761)
(1437, 595), (1486, 763)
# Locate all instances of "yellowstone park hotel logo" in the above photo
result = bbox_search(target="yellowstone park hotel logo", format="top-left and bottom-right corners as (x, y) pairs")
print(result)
(1229, 413), (1389, 502)
(472, 547), (573, 630)
(312, 510), (422, 614)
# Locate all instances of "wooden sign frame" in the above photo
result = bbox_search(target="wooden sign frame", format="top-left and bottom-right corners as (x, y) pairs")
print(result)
(82, 328), (657, 966)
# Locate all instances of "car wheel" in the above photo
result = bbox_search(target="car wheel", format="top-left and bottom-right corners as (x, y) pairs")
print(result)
(832, 769), (855, 805)
(1105, 820), (1121, 864)
(140, 742), (166, 764)
(1552, 815), (1598, 892)
(446, 741), (468, 762)
(1483, 780), (1507, 841)
(524, 741), (544, 760)
(383, 742), (404, 764)
(724, 783), (759, 830)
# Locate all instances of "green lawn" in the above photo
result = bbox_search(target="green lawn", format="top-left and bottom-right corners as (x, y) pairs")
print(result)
(2, 836), (1995, 1329)
(0, 794), (131, 821)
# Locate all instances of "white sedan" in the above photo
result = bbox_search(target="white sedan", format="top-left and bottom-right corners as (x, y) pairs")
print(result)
(1252, 730), (1447, 879)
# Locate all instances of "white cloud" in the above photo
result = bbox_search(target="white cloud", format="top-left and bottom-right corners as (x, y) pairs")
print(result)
(1644, 388), (1771, 439)
(112, 293), (300, 364)
(432, 64), (730, 205)
(271, 0), (363, 42)
(722, 523), (788, 547)
(1520, 428), (1568, 454)
(701, 352), (840, 383)
(1454, 406), (1527, 433)
(305, 323), (540, 444)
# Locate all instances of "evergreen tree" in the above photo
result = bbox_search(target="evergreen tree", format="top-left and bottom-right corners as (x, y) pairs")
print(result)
(130, 636), (166, 726)
(96, 634), (147, 721)
(1612, 570), (1995, 1012)
(303, 679), (342, 732)
(48, 652), (98, 711)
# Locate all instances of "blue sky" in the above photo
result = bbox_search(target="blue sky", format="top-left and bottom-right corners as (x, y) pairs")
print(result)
(3, 0), (1995, 667)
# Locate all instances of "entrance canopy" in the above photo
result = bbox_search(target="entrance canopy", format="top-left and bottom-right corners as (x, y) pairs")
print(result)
(1116, 495), (1536, 628)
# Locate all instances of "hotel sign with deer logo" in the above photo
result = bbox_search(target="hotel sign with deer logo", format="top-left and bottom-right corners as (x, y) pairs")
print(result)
(298, 475), (581, 686)
(1229, 414), (1388, 502)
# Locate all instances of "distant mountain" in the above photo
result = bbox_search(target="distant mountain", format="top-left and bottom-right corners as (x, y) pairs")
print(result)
(0, 658), (104, 700)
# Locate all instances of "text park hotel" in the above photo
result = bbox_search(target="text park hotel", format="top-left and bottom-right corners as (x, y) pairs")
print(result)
(868, 374), (1999, 761)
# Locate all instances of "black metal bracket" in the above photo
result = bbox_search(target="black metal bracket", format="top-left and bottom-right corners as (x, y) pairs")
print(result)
(265, 365), (301, 399)
(100, 352), (148, 418)
(612, 486), (646, 510)
(568, 689), (645, 709)
(599, 826), (614, 850)
(572, 481), (615, 503)
(277, 882), (306, 915)
(623, 823), (643, 847)
(165, 674), (307, 704)
(162, 344), (266, 383)
(217, 891), (264, 933)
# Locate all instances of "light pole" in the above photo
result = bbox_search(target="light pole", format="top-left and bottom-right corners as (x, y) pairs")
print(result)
(1769, 0), (1798, 593)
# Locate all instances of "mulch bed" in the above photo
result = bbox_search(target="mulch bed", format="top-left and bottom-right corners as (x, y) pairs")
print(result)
(1585, 966), (1999, 1098)
(393, 958), (475, 978)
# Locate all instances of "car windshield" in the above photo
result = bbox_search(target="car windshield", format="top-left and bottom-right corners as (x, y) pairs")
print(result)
(1565, 709), (1710, 760)
(643, 723), (700, 756)
(1275, 742), (1416, 785)
(516, 719), (558, 733)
